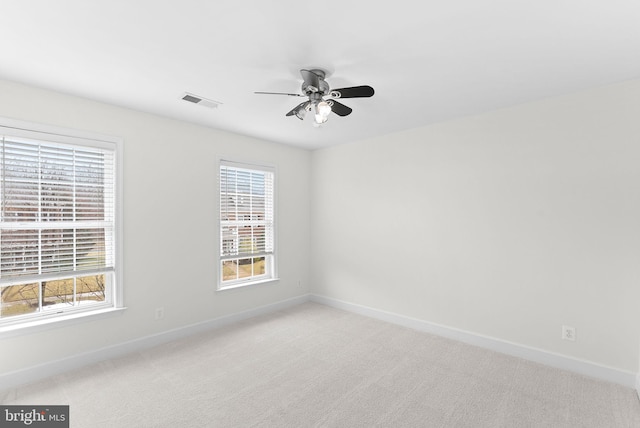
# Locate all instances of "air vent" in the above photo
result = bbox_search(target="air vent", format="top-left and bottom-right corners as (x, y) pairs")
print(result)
(181, 92), (222, 109)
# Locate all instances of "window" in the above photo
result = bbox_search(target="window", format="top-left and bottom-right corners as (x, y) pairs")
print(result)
(219, 160), (275, 289)
(0, 118), (121, 330)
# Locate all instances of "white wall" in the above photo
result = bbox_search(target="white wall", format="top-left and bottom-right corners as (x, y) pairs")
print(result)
(311, 79), (640, 373)
(0, 79), (311, 376)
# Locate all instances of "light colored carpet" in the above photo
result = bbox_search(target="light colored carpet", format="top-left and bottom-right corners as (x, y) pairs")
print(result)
(2, 302), (640, 427)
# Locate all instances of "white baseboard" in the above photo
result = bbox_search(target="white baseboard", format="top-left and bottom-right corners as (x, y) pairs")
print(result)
(310, 294), (637, 389)
(0, 294), (310, 393)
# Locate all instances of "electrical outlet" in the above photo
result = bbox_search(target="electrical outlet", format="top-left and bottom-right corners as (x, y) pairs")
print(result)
(562, 325), (576, 341)
(155, 307), (165, 320)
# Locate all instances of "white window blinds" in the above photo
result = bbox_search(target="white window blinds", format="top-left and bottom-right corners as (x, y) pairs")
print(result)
(0, 136), (116, 285)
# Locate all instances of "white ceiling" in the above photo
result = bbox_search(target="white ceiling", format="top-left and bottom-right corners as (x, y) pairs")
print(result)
(1, 1), (639, 150)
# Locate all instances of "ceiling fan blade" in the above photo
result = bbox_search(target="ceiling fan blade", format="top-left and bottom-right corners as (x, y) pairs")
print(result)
(328, 100), (352, 117)
(300, 69), (321, 92)
(286, 101), (310, 119)
(330, 85), (375, 99)
(255, 91), (303, 97)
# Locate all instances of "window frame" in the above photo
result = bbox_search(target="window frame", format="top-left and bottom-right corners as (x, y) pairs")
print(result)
(0, 117), (124, 336)
(217, 158), (277, 290)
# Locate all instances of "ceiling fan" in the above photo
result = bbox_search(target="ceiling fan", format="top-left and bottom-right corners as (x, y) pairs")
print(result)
(255, 69), (374, 125)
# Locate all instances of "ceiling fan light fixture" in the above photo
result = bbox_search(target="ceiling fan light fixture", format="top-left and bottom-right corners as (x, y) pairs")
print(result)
(295, 108), (306, 120)
(314, 100), (331, 124)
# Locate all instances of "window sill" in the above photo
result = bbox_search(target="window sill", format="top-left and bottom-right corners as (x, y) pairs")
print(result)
(0, 307), (127, 339)
(217, 277), (280, 292)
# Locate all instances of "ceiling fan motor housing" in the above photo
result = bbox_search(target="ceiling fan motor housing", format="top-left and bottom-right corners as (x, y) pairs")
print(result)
(302, 69), (330, 96)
